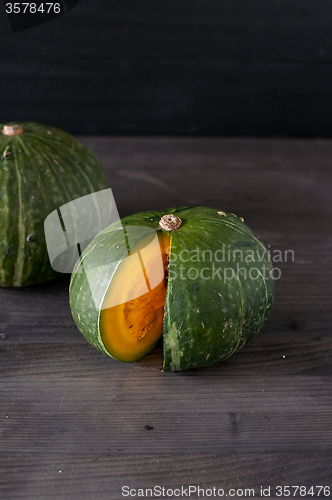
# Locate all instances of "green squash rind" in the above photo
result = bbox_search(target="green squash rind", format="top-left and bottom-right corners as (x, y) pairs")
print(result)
(162, 207), (275, 371)
(0, 122), (108, 287)
(69, 207), (275, 371)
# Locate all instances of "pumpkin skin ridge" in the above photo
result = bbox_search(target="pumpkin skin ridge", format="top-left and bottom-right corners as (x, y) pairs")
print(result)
(0, 122), (109, 287)
(28, 132), (100, 198)
(69, 206), (275, 372)
(27, 131), (107, 217)
(13, 145), (25, 286)
(13, 134), (64, 285)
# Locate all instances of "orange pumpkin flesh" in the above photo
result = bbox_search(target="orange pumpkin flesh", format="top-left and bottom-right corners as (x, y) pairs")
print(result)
(100, 232), (170, 362)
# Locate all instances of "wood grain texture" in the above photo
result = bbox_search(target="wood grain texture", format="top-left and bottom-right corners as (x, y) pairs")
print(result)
(1, 1), (332, 135)
(1, 453), (331, 500)
(0, 138), (331, 498)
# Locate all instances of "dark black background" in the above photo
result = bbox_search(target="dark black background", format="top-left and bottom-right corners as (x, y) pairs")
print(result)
(4, 0), (80, 33)
(1, 0), (332, 136)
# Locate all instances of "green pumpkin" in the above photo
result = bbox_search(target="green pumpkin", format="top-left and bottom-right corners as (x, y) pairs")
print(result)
(0, 122), (108, 287)
(69, 207), (275, 371)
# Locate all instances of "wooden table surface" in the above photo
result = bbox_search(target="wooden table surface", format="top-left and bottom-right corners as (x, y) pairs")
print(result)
(1, 137), (331, 499)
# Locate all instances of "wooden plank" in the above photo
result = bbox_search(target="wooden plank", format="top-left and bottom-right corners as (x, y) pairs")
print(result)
(1, 376), (332, 455)
(1, 452), (331, 500)
(78, 137), (332, 232)
(1, 335), (332, 377)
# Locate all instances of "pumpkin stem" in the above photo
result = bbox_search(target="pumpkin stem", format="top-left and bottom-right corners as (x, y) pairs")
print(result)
(159, 214), (182, 231)
(2, 125), (24, 136)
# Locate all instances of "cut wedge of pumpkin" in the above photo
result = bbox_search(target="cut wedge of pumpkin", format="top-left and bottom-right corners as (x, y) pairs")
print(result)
(100, 232), (170, 362)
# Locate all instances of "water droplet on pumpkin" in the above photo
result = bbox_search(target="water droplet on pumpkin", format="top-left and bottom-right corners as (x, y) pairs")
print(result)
(145, 216), (159, 222)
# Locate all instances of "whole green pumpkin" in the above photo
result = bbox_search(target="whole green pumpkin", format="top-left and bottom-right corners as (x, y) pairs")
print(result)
(0, 122), (108, 287)
(69, 207), (275, 371)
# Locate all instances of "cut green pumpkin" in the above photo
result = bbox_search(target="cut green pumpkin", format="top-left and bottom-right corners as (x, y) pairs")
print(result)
(69, 207), (275, 371)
